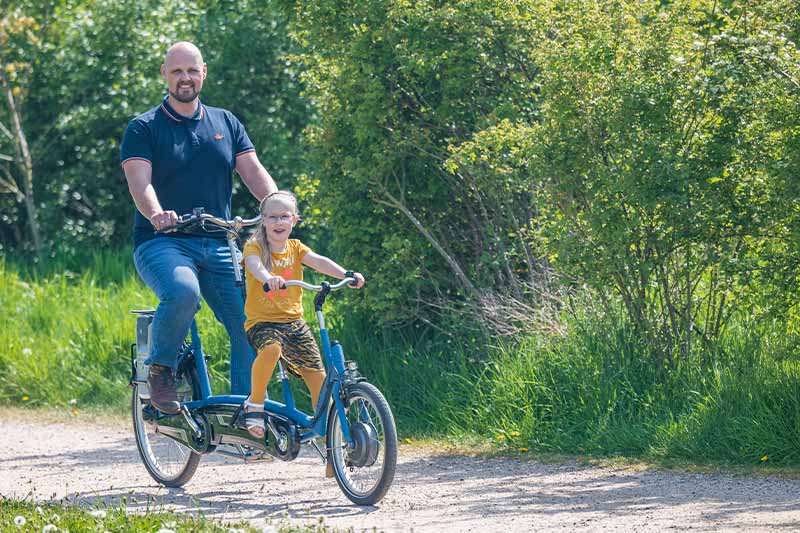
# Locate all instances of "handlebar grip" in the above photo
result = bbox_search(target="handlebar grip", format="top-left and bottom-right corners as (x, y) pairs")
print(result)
(155, 214), (194, 234)
(344, 271), (358, 286)
(262, 282), (287, 293)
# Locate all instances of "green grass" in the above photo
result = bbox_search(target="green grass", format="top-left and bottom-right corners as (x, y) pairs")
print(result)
(0, 251), (234, 411)
(454, 315), (800, 466)
(4, 249), (800, 468)
(0, 498), (338, 532)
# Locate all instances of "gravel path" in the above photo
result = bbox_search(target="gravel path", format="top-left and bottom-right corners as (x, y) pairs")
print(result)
(2, 411), (800, 532)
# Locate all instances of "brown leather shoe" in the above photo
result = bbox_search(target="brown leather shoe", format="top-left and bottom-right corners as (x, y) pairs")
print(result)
(147, 364), (181, 414)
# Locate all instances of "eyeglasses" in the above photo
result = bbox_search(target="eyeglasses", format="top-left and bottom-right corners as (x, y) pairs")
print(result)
(266, 215), (294, 224)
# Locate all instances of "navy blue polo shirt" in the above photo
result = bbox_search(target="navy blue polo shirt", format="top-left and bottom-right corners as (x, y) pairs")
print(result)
(120, 97), (255, 248)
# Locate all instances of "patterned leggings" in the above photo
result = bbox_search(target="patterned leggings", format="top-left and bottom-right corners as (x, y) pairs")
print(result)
(246, 320), (326, 408)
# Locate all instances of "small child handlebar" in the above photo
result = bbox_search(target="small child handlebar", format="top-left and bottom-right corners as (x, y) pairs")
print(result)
(262, 278), (357, 293)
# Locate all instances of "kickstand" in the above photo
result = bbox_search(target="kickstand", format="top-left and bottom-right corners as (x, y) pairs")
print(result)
(308, 439), (327, 464)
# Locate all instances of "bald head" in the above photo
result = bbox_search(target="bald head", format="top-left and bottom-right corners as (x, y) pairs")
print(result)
(164, 41), (204, 66)
(161, 42), (206, 105)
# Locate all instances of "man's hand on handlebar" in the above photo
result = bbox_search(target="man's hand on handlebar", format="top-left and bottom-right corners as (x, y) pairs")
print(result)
(150, 210), (179, 231)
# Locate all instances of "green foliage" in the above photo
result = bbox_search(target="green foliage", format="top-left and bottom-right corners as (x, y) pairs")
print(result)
(285, 0), (544, 324)
(438, 1), (800, 357)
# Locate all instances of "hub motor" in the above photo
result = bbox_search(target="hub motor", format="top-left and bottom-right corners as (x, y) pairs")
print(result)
(347, 421), (380, 467)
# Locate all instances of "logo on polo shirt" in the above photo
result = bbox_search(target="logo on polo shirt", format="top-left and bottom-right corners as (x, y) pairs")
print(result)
(214, 133), (224, 140)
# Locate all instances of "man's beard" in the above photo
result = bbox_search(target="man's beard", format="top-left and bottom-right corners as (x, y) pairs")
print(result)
(170, 84), (199, 103)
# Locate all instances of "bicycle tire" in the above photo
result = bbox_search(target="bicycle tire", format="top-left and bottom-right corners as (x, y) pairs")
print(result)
(132, 359), (201, 487)
(326, 381), (398, 505)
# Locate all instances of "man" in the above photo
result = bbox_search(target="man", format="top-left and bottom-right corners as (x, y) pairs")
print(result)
(121, 42), (277, 413)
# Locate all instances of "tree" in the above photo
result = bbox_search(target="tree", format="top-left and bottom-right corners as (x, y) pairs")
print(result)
(284, 0), (546, 326)
(0, 7), (43, 252)
(472, 0), (800, 358)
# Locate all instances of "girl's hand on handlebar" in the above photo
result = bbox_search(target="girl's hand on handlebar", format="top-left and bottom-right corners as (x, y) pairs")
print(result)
(150, 210), (179, 231)
(263, 275), (286, 293)
(348, 272), (365, 289)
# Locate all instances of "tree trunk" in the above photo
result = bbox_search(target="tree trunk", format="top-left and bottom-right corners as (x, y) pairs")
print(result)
(375, 187), (479, 298)
(2, 78), (41, 253)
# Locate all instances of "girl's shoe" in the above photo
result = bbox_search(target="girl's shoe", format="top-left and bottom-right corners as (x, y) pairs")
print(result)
(243, 399), (265, 439)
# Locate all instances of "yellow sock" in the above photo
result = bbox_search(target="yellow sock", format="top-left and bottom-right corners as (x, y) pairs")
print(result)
(249, 343), (281, 405)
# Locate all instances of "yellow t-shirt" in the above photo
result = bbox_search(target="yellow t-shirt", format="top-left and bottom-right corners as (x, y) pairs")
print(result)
(243, 239), (311, 329)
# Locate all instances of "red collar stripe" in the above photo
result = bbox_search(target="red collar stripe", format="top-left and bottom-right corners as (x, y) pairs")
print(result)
(160, 102), (181, 122)
(159, 102), (205, 122)
(121, 156), (152, 169)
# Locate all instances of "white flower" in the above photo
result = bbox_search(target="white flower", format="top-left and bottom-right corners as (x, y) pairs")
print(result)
(22, 348), (32, 356)
(51, 513), (60, 522)
(42, 525), (58, 532)
(35, 506), (44, 515)
(261, 527), (279, 533)
(68, 399), (77, 405)
(14, 515), (27, 526)
(155, 529), (176, 533)
(89, 509), (106, 519)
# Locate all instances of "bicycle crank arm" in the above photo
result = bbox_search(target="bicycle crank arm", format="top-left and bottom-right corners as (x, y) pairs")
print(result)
(153, 408), (212, 453)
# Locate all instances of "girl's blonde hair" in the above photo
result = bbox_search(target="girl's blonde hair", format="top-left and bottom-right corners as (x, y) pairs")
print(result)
(249, 190), (300, 272)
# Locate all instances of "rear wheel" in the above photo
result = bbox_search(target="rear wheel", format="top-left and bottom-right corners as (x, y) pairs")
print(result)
(132, 360), (201, 487)
(326, 382), (398, 505)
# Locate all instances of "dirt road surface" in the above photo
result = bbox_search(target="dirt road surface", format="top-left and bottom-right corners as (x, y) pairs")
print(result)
(2, 411), (800, 532)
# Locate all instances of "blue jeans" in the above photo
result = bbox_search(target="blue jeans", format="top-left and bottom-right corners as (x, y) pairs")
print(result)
(133, 236), (254, 395)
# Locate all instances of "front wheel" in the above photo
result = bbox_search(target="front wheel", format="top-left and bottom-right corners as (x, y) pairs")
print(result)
(132, 363), (201, 487)
(326, 382), (398, 505)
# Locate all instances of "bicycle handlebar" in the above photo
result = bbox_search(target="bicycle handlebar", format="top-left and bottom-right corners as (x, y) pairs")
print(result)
(156, 212), (261, 236)
(263, 278), (357, 293)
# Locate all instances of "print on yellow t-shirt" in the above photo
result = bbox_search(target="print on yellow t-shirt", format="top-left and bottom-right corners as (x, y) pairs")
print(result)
(242, 239), (311, 330)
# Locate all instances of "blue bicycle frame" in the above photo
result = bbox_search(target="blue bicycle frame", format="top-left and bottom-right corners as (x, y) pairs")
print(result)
(181, 283), (355, 447)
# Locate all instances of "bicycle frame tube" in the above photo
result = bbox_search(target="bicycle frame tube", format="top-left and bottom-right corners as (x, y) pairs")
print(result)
(317, 319), (354, 446)
(182, 295), (355, 445)
(190, 319), (213, 399)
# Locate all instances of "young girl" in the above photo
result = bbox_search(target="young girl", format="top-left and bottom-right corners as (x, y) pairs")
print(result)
(241, 190), (365, 443)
